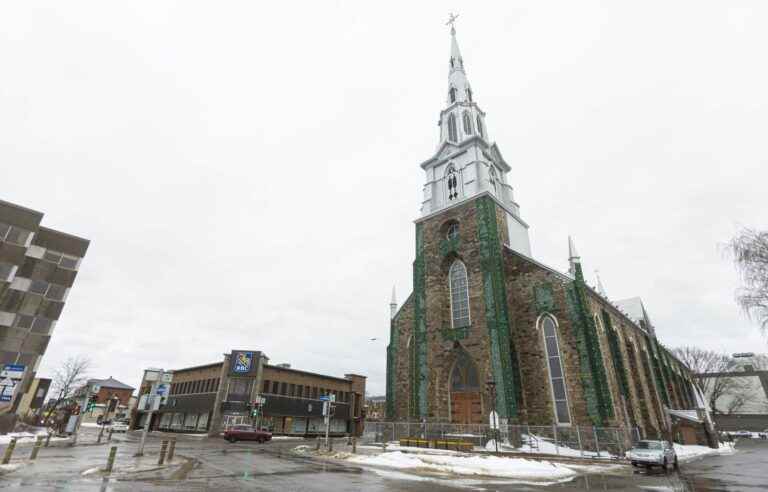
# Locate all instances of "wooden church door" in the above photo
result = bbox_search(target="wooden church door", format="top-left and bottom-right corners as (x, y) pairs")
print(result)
(449, 352), (483, 425)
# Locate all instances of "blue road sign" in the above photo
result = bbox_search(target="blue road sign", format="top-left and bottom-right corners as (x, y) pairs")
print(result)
(319, 395), (330, 401)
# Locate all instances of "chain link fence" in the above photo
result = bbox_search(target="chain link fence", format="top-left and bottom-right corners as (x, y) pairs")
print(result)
(361, 421), (642, 459)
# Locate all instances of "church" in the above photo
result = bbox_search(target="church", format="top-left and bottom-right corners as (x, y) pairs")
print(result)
(385, 23), (705, 440)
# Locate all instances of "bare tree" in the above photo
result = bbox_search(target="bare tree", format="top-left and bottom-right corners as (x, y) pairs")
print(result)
(725, 228), (768, 335)
(672, 346), (741, 414)
(50, 356), (91, 403)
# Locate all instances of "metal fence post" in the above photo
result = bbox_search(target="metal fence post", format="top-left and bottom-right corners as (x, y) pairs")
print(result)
(29, 435), (44, 460)
(553, 424), (559, 455)
(105, 446), (117, 473)
(593, 426), (601, 457)
(576, 426), (583, 457)
(2, 438), (17, 465)
(158, 440), (168, 465)
(352, 436), (357, 454)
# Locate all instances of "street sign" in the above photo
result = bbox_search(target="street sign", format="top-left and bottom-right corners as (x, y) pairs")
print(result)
(0, 377), (16, 402)
(0, 364), (25, 379)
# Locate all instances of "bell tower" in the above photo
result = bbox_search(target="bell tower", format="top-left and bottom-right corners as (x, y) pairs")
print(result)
(418, 19), (532, 257)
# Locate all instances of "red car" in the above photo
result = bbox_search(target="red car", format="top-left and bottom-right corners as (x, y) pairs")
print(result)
(223, 425), (272, 443)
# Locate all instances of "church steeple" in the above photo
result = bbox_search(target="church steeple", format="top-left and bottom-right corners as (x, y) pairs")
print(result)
(417, 16), (532, 258)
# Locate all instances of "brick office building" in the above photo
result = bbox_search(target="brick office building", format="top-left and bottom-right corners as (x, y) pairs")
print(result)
(80, 377), (135, 423)
(385, 26), (706, 442)
(0, 199), (89, 430)
(136, 350), (366, 436)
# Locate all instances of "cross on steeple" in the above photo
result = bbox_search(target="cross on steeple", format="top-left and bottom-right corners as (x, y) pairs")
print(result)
(446, 12), (459, 35)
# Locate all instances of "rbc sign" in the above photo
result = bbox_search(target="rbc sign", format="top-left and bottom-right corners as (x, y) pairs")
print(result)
(232, 352), (253, 374)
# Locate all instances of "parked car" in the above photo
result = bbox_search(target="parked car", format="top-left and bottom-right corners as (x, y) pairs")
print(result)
(223, 425), (272, 443)
(629, 440), (678, 470)
(111, 420), (129, 433)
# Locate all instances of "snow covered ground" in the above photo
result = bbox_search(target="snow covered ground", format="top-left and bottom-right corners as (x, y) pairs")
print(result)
(674, 442), (736, 463)
(346, 450), (583, 483)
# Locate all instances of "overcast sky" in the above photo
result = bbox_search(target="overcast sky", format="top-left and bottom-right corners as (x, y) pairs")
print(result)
(1, 2), (766, 396)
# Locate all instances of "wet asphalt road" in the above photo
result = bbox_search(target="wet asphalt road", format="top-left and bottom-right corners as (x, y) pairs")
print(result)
(1, 429), (766, 491)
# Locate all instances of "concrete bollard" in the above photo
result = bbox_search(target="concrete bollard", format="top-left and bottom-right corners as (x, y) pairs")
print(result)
(328, 437), (333, 452)
(30, 435), (44, 460)
(158, 440), (169, 465)
(2, 438), (17, 465)
(105, 446), (117, 473)
(352, 436), (357, 454)
(167, 439), (176, 462)
(97, 425), (104, 444)
(45, 432), (52, 447)
(316, 437), (321, 451)
(107, 428), (113, 442)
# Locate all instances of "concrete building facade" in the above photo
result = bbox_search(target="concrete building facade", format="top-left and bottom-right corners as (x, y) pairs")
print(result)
(0, 199), (89, 429)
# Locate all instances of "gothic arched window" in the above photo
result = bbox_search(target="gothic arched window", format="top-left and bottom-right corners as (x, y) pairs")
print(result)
(540, 315), (571, 424)
(449, 87), (457, 103)
(449, 260), (470, 328)
(489, 166), (498, 194)
(451, 352), (479, 392)
(447, 114), (458, 142)
(462, 112), (473, 136)
(445, 165), (459, 201)
(476, 115), (484, 138)
(446, 223), (459, 241)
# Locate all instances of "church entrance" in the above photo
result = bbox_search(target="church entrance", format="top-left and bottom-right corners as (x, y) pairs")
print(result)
(449, 351), (483, 425)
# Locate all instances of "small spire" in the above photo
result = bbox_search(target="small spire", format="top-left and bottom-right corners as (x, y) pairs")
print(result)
(568, 236), (581, 277)
(389, 286), (397, 319)
(595, 269), (607, 296)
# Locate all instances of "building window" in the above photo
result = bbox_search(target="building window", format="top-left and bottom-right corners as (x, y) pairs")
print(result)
(272, 381), (279, 394)
(446, 165), (459, 201)
(446, 223), (459, 241)
(447, 114), (458, 142)
(462, 111), (473, 135)
(0, 224), (32, 247)
(449, 86), (456, 103)
(296, 385), (303, 398)
(488, 167), (498, 195)
(448, 260), (471, 328)
(312, 387), (318, 399)
(0, 263), (16, 283)
(540, 315), (571, 424)
(263, 380), (270, 393)
(476, 115), (484, 138)
(289, 383), (295, 396)
(280, 382), (287, 395)
(29, 280), (48, 295)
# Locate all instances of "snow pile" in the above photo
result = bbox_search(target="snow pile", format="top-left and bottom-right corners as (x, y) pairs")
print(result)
(347, 451), (579, 481)
(0, 428), (51, 445)
(486, 436), (614, 459)
(674, 442), (735, 462)
(0, 463), (24, 476)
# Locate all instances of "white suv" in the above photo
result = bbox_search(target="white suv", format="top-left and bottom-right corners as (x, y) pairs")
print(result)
(629, 440), (678, 470)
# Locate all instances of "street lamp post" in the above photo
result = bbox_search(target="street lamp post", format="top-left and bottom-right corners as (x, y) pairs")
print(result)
(486, 379), (499, 454)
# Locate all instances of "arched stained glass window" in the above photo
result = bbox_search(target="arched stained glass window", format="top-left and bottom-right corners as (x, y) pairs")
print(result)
(449, 260), (470, 328)
(462, 111), (473, 136)
(447, 114), (458, 142)
(541, 315), (571, 424)
(446, 165), (459, 201)
(476, 115), (484, 138)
